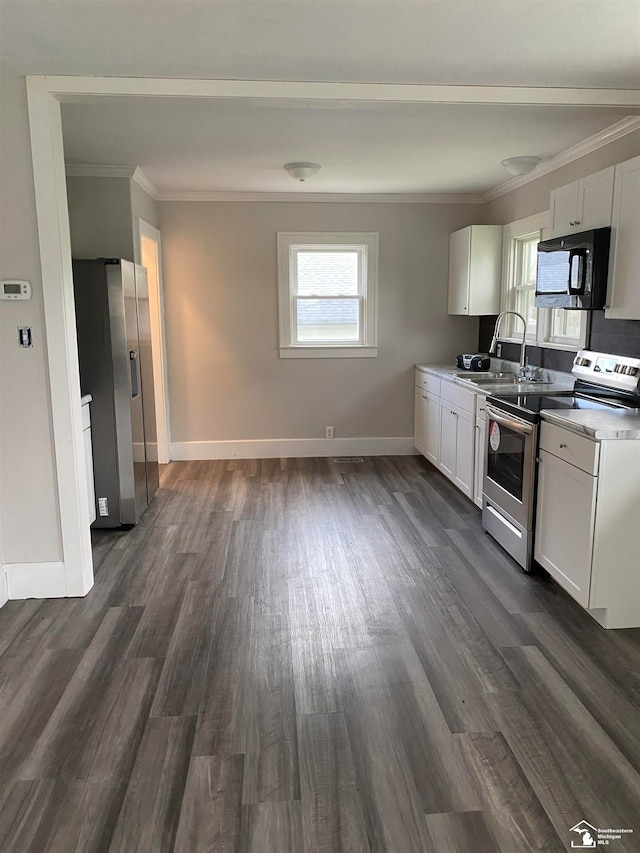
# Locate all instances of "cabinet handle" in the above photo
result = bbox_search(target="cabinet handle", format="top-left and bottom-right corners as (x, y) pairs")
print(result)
(569, 220), (581, 227)
(559, 443), (567, 448)
(422, 395), (427, 400)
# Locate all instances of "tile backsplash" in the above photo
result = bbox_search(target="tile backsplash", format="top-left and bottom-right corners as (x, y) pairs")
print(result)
(479, 312), (640, 372)
(588, 311), (640, 358)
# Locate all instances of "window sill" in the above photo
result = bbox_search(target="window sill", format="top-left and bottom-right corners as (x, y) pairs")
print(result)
(498, 338), (581, 352)
(279, 346), (378, 359)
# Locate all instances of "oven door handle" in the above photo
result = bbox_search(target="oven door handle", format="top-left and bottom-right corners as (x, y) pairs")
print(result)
(485, 405), (534, 435)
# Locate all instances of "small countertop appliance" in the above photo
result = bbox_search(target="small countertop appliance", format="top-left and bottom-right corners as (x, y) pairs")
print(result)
(456, 353), (491, 371)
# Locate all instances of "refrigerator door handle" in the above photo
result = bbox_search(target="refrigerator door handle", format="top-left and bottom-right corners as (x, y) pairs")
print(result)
(129, 350), (140, 398)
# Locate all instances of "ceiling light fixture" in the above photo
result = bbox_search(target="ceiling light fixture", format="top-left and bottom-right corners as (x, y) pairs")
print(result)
(283, 162), (321, 182)
(501, 156), (542, 177)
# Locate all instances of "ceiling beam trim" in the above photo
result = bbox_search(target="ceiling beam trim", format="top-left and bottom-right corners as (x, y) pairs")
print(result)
(41, 76), (640, 108)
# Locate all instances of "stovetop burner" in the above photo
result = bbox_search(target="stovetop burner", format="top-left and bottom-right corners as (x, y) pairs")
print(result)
(487, 349), (640, 423)
(485, 391), (638, 423)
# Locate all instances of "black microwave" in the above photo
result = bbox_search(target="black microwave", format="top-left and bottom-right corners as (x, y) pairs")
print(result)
(535, 227), (610, 309)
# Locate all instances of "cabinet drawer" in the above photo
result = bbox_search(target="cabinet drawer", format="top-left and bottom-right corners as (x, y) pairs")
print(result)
(540, 421), (600, 475)
(415, 370), (441, 397)
(440, 378), (476, 414)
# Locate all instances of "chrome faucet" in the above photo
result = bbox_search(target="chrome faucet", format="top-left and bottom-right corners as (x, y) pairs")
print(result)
(489, 311), (529, 378)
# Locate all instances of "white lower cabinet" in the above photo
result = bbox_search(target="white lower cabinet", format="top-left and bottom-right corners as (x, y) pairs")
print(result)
(413, 385), (428, 456)
(425, 393), (441, 467)
(451, 406), (474, 498)
(534, 421), (640, 628)
(535, 449), (596, 607)
(474, 417), (486, 509)
(438, 406), (456, 479)
(414, 369), (482, 504)
(437, 391), (474, 499)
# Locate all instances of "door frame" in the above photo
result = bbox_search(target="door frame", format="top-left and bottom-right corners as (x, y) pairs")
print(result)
(24, 75), (640, 598)
(136, 218), (171, 464)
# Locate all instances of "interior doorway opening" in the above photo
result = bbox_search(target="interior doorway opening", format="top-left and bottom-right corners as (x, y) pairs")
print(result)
(138, 220), (171, 464)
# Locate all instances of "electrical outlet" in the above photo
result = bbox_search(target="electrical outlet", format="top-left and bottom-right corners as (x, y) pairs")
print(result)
(325, 426), (334, 439)
(496, 343), (502, 358)
(98, 497), (109, 517)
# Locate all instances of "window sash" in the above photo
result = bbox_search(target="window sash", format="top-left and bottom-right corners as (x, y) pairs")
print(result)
(292, 294), (365, 345)
(277, 233), (378, 356)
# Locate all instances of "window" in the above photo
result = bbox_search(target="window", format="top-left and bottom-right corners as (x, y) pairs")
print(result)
(501, 213), (587, 349)
(277, 232), (378, 358)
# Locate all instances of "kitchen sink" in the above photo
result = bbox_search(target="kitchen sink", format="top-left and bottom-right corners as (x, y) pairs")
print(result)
(453, 371), (549, 384)
(453, 371), (517, 382)
(465, 374), (521, 384)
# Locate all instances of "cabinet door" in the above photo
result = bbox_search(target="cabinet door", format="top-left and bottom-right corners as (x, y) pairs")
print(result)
(414, 386), (428, 456)
(448, 227), (471, 315)
(439, 406), (457, 478)
(474, 421), (486, 508)
(550, 181), (578, 237)
(577, 166), (614, 231)
(453, 407), (474, 499)
(425, 393), (441, 466)
(534, 450), (597, 607)
(605, 155), (640, 320)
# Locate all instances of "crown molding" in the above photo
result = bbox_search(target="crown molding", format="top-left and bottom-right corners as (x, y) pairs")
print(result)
(132, 167), (160, 200)
(65, 163), (137, 179)
(481, 116), (640, 203)
(65, 163), (161, 199)
(155, 190), (483, 204)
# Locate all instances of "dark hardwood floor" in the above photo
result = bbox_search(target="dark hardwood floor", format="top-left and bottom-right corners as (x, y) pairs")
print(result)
(1, 456), (639, 852)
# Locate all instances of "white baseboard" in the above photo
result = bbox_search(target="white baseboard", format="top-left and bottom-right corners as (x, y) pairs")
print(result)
(0, 568), (8, 609)
(170, 436), (417, 461)
(4, 561), (68, 600)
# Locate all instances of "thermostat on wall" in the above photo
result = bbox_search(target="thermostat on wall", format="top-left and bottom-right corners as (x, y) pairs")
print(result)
(1, 280), (32, 300)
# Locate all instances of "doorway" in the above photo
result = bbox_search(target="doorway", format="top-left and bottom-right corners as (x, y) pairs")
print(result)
(138, 220), (170, 464)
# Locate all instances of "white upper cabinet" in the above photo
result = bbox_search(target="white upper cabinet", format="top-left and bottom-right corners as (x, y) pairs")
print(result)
(549, 166), (614, 237)
(605, 154), (640, 320)
(447, 225), (503, 315)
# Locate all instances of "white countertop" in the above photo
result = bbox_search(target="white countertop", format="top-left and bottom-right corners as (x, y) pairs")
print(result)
(415, 362), (640, 440)
(414, 362), (573, 395)
(541, 408), (640, 440)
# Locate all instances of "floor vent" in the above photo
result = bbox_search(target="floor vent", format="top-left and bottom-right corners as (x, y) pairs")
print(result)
(333, 456), (364, 463)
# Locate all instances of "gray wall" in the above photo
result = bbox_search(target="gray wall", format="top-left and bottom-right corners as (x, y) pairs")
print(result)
(131, 180), (160, 232)
(66, 175), (160, 264)
(160, 201), (483, 443)
(0, 77), (62, 563)
(66, 176), (135, 260)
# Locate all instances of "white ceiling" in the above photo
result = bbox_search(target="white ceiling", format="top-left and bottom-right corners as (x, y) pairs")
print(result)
(2, 1), (639, 88)
(61, 98), (635, 195)
(4, 0), (640, 196)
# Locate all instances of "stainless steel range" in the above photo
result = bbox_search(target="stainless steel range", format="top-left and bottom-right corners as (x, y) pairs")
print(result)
(482, 350), (640, 571)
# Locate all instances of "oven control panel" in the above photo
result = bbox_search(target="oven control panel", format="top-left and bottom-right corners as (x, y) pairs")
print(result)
(572, 350), (640, 392)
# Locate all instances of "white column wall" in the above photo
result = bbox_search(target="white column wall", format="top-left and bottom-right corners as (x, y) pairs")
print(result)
(0, 76), (62, 566)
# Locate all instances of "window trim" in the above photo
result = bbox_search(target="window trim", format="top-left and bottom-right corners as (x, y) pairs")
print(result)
(277, 232), (379, 358)
(499, 212), (588, 351)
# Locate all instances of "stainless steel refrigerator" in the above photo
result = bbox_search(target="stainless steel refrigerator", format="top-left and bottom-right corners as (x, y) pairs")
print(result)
(73, 259), (159, 527)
